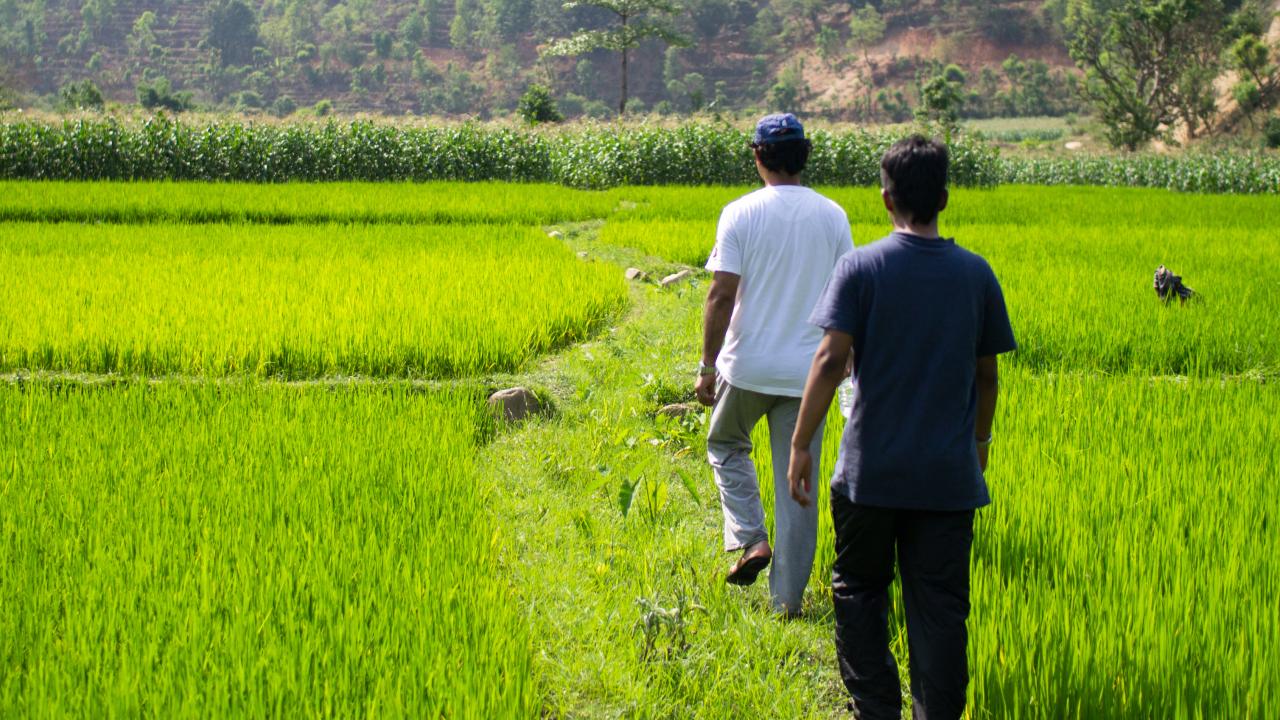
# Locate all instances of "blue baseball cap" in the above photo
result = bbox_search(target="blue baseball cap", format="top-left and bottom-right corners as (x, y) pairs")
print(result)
(752, 113), (805, 145)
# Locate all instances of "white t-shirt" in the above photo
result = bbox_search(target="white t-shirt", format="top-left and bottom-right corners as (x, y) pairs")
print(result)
(705, 185), (852, 397)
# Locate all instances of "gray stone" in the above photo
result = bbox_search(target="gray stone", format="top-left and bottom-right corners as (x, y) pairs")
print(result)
(1065, 141), (1084, 151)
(548, 230), (564, 239)
(657, 402), (701, 419)
(624, 267), (648, 281)
(577, 251), (589, 259)
(488, 386), (541, 422)
(659, 269), (694, 287)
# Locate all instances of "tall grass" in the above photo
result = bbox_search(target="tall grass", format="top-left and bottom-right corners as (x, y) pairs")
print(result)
(0, 118), (1001, 188)
(3, 117), (1277, 192)
(0, 222), (627, 378)
(0, 382), (536, 717)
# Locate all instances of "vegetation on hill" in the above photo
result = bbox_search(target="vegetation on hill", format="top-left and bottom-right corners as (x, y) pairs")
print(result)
(0, 1), (1091, 119)
(0, 0), (1277, 151)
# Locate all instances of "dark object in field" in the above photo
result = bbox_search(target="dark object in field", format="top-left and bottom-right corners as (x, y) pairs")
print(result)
(1154, 265), (1194, 304)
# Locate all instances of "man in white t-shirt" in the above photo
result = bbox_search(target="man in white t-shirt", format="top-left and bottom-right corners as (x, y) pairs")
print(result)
(696, 113), (852, 616)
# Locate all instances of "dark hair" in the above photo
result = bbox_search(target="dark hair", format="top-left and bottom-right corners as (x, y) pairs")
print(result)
(880, 135), (949, 224)
(752, 138), (811, 176)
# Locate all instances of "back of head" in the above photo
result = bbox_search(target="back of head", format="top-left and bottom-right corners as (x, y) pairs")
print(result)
(880, 135), (949, 225)
(751, 112), (812, 176)
(754, 139), (811, 176)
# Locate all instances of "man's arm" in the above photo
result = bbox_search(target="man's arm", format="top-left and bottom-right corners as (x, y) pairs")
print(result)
(787, 330), (853, 507)
(695, 271), (740, 406)
(975, 355), (999, 472)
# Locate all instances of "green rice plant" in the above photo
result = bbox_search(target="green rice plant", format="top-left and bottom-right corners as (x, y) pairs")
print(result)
(0, 382), (536, 717)
(600, 188), (1280, 376)
(968, 370), (1279, 717)
(745, 369), (1279, 718)
(0, 223), (627, 378)
(606, 185), (1280, 228)
(598, 219), (717, 267)
(961, 223), (1280, 376)
(0, 181), (621, 225)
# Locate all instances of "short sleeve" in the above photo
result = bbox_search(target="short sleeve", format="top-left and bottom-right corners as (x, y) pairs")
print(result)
(976, 264), (1017, 356)
(705, 206), (742, 274)
(833, 208), (854, 260)
(809, 252), (861, 336)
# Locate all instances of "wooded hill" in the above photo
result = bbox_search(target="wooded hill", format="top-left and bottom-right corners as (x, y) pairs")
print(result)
(2, 0), (1085, 119)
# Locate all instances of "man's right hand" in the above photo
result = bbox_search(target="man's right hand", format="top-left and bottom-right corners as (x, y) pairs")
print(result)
(978, 444), (989, 474)
(695, 373), (717, 406)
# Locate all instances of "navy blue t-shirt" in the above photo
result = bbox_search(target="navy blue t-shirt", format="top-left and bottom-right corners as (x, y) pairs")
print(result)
(809, 232), (1017, 511)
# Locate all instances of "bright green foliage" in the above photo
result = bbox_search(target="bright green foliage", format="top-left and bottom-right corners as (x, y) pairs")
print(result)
(2, 180), (1279, 718)
(969, 371), (1280, 716)
(0, 222), (626, 378)
(0, 181), (620, 225)
(606, 183), (1280, 227)
(0, 383), (536, 717)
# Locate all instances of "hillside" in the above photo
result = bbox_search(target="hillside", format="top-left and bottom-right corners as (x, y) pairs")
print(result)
(1, 0), (1083, 119)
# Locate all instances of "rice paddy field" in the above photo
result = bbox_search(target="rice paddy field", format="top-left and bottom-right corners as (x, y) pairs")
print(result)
(2, 180), (1277, 718)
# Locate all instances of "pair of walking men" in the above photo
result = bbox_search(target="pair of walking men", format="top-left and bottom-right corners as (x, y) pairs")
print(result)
(697, 114), (1016, 719)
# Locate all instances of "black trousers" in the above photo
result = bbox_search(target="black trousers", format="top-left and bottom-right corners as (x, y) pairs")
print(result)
(831, 491), (975, 720)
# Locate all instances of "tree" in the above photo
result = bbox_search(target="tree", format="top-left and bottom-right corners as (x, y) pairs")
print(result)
(451, 0), (479, 49)
(847, 3), (886, 118)
(544, 0), (689, 115)
(916, 68), (966, 138)
(206, 0), (261, 67)
(518, 83), (564, 123)
(58, 80), (105, 111)
(767, 61), (807, 111)
(815, 26), (840, 65)
(0, 62), (20, 111)
(848, 4), (885, 69)
(127, 11), (159, 60)
(1264, 114), (1280, 148)
(1065, 0), (1231, 150)
(137, 76), (194, 112)
(1229, 33), (1279, 113)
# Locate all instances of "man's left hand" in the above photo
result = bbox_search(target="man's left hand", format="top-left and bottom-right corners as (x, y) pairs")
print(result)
(787, 447), (813, 507)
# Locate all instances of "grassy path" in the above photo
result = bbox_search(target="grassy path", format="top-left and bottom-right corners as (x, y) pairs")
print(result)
(478, 222), (851, 718)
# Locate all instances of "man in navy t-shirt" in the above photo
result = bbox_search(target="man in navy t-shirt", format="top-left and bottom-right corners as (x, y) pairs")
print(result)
(787, 136), (1016, 720)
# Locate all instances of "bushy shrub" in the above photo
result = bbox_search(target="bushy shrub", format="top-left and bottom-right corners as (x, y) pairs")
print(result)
(517, 85), (562, 125)
(1264, 116), (1280, 150)
(136, 78), (194, 112)
(58, 80), (105, 111)
(272, 95), (297, 118)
